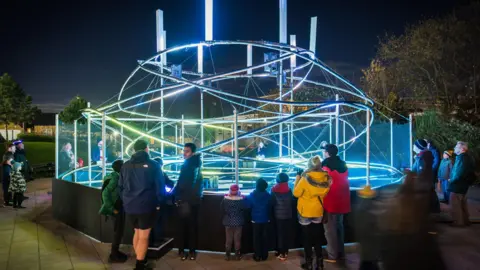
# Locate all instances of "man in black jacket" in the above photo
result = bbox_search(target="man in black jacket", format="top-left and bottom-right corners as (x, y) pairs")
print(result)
(14, 141), (32, 182)
(173, 142), (203, 261)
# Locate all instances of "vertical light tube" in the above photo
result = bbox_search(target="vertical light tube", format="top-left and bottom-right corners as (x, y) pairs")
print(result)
(162, 30), (167, 65)
(87, 102), (92, 182)
(161, 89), (164, 156)
(101, 112), (107, 179)
(73, 120), (77, 182)
(156, 10), (164, 53)
(181, 115), (185, 146)
(342, 121), (346, 161)
(160, 30), (167, 157)
(290, 34), (296, 68)
(55, 114), (59, 179)
(366, 109), (371, 187)
(290, 35), (296, 161)
(329, 115), (333, 143)
(120, 125), (124, 160)
(231, 124), (234, 170)
(309, 17), (318, 57)
(201, 90), (204, 149)
(335, 94), (340, 145)
(279, 0), (287, 44)
(175, 125), (178, 154)
(205, 0), (213, 41)
(390, 118), (394, 167)
(234, 108), (239, 185)
(247, 45), (252, 75)
(279, 63), (283, 158)
(409, 114), (413, 169)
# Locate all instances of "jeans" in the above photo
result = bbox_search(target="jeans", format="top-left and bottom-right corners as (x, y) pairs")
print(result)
(252, 223), (269, 259)
(440, 179), (450, 203)
(111, 209), (125, 254)
(2, 179), (11, 204)
(225, 226), (242, 251)
(276, 219), (291, 255)
(176, 204), (200, 252)
(323, 213), (345, 260)
(450, 193), (470, 226)
(302, 223), (323, 260)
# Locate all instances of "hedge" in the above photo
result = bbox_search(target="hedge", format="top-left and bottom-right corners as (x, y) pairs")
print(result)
(17, 133), (55, 142)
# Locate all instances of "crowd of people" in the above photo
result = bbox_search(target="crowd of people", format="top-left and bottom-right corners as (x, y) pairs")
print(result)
(1, 141), (31, 208)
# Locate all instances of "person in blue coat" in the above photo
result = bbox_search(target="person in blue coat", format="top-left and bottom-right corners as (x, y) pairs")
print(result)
(246, 178), (272, 261)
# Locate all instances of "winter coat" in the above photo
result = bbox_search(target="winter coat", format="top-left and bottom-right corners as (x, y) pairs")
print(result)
(2, 164), (12, 184)
(173, 154), (203, 205)
(9, 170), (26, 193)
(429, 145), (441, 172)
(221, 195), (246, 227)
(437, 158), (454, 181)
(99, 172), (122, 216)
(448, 152), (476, 195)
(92, 146), (108, 163)
(271, 182), (293, 220)
(246, 190), (272, 223)
(322, 156), (351, 214)
(14, 149), (27, 164)
(412, 150), (434, 190)
(119, 151), (165, 214)
(293, 170), (330, 218)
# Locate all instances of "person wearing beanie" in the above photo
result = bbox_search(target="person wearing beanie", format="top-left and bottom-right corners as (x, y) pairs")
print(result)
(271, 172), (293, 261)
(246, 178), (272, 261)
(220, 184), (246, 261)
(412, 139), (439, 213)
(9, 162), (27, 209)
(437, 150), (454, 204)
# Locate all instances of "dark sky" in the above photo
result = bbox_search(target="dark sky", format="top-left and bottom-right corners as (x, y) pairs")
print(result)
(0, 0), (461, 112)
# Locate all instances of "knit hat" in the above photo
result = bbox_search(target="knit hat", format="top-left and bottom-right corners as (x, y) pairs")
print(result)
(414, 139), (428, 151)
(444, 150), (453, 157)
(276, 172), (289, 183)
(357, 185), (376, 199)
(229, 184), (240, 196)
(256, 178), (268, 192)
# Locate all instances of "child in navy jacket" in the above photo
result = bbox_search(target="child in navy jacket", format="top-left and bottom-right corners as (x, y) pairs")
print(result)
(220, 184), (246, 261)
(271, 173), (293, 261)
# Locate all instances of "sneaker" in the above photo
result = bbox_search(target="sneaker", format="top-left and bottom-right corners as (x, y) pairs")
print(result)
(278, 254), (287, 261)
(225, 251), (231, 261)
(3, 202), (12, 207)
(108, 251), (128, 263)
(179, 250), (187, 261)
(235, 250), (242, 261)
(134, 260), (151, 270)
(189, 251), (196, 260)
(253, 256), (262, 262)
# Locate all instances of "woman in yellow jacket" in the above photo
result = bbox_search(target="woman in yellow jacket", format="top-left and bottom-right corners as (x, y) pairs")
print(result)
(293, 155), (331, 270)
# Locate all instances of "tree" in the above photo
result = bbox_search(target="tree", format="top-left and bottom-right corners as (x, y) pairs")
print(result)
(0, 73), (24, 141)
(17, 95), (41, 131)
(59, 96), (88, 124)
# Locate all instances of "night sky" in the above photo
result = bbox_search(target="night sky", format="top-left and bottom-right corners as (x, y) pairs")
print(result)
(0, 0), (461, 112)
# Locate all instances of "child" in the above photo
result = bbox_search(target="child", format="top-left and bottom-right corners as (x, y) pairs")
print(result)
(2, 152), (14, 206)
(99, 160), (128, 263)
(271, 172), (293, 261)
(9, 162), (27, 209)
(246, 178), (271, 261)
(220, 184), (246, 261)
(438, 150), (454, 204)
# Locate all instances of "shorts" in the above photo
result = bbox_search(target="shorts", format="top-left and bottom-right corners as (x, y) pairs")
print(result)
(298, 214), (322, 226)
(127, 211), (157, 230)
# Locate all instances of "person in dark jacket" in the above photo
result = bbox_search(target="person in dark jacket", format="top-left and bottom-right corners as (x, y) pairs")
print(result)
(220, 184), (246, 261)
(92, 138), (108, 164)
(13, 141), (31, 182)
(412, 139), (440, 213)
(246, 178), (272, 262)
(58, 142), (76, 176)
(448, 141), (475, 227)
(2, 152), (14, 206)
(426, 140), (441, 183)
(118, 140), (165, 270)
(437, 150), (454, 204)
(321, 143), (350, 264)
(173, 142), (203, 261)
(99, 160), (127, 263)
(271, 172), (293, 261)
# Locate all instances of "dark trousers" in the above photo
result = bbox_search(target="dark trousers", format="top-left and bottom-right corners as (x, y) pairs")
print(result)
(359, 261), (380, 270)
(276, 219), (291, 255)
(225, 226), (242, 251)
(2, 180), (11, 204)
(252, 222), (269, 260)
(150, 209), (163, 246)
(12, 192), (24, 207)
(176, 204), (199, 252)
(111, 210), (125, 254)
(324, 213), (345, 260)
(450, 192), (470, 226)
(440, 179), (450, 203)
(302, 223), (323, 260)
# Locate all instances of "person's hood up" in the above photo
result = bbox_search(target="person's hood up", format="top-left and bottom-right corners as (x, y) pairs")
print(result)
(304, 171), (330, 188)
(272, 182), (290, 193)
(130, 151), (150, 163)
(322, 156), (348, 173)
(185, 153), (202, 168)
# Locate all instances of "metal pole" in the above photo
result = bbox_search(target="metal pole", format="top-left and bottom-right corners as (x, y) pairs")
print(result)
(161, 89), (164, 157)
(290, 34), (296, 162)
(55, 114), (59, 179)
(309, 17), (318, 58)
(279, 0), (287, 44)
(247, 45), (252, 75)
(342, 120), (346, 161)
(120, 126), (124, 160)
(87, 102), (92, 182)
(366, 109), (371, 187)
(175, 125), (178, 154)
(234, 108), (239, 185)
(201, 90), (204, 149)
(181, 115), (185, 146)
(390, 118), (394, 167)
(409, 113), (413, 169)
(101, 112), (107, 179)
(329, 115), (333, 143)
(335, 94), (340, 145)
(73, 120), (77, 182)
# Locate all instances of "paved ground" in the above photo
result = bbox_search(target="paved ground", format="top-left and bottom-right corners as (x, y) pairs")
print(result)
(0, 179), (479, 270)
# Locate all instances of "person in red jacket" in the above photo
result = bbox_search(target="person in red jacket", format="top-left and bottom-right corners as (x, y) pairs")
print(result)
(321, 143), (350, 264)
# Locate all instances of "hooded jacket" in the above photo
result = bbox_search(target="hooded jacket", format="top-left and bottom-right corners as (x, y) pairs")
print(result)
(322, 156), (351, 214)
(438, 158), (454, 181)
(118, 151), (165, 214)
(293, 170), (330, 218)
(99, 171), (122, 216)
(271, 182), (293, 220)
(246, 189), (272, 223)
(174, 154), (203, 205)
(221, 194), (246, 227)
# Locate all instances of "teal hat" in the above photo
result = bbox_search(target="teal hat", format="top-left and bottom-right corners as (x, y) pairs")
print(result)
(13, 162), (22, 171)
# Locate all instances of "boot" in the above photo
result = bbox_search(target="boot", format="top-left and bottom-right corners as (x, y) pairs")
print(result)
(301, 258), (313, 270)
(315, 257), (324, 270)
(235, 250), (242, 261)
(134, 260), (152, 270)
(225, 250), (231, 261)
(108, 250), (128, 263)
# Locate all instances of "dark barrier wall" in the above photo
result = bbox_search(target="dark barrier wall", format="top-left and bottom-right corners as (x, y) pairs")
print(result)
(52, 178), (370, 252)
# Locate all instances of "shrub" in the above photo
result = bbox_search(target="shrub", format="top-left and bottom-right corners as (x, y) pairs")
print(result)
(17, 133), (54, 142)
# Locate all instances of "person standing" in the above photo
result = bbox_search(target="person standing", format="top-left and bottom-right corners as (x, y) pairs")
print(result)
(321, 144), (350, 264)
(13, 141), (31, 181)
(99, 159), (127, 263)
(173, 143), (203, 261)
(426, 140), (441, 184)
(2, 152), (14, 206)
(293, 156), (330, 270)
(9, 162), (27, 209)
(412, 139), (440, 213)
(92, 139), (108, 165)
(58, 142), (76, 176)
(271, 172), (293, 261)
(118, 140), (165, 270)
(220, 184), (246, 261)
(448, 141), (475, 227)
(437, 150), (454, 204)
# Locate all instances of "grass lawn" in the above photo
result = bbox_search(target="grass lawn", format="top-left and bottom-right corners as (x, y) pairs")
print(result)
(24, 142), (55, 165)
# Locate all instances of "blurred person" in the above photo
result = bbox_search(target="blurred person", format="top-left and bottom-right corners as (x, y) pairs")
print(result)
(58, 142), (76, 176)
(412, 139), (440, 213)
(448, 141), (475, 227)
(271, 172), (293, 261)
(99, 159), (127, 263)
(246, 178), (272, 262)
(437, 150), (454, 204)
(321, 143), (350, 264)
(173, 142), (203, 261)
(13, 141), (32, 182)
(119, 140), (165, 270)
(220, 184), (246, 261)
(150, 157), (172, 248)
(355, 186), (380, 270)
(2, 152), (14, 206)
(293, 156), (330, 270)
(9, 162), (27, 209)
(5, 143), (16, 155)
(92, 138), (108, 165)
(425, 139), (441, 184)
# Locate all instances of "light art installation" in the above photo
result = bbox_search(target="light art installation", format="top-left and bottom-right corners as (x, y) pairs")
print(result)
(57, 0), (408, 192)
